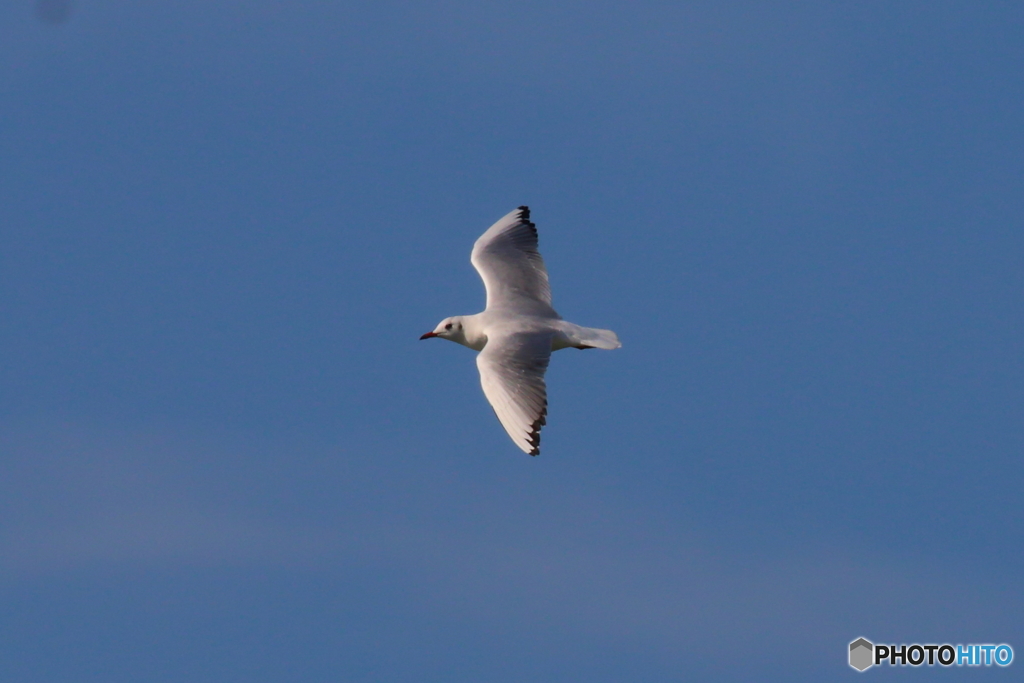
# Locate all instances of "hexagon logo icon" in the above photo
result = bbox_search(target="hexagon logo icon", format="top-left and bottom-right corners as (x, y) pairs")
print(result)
(849, 638), (874, 671)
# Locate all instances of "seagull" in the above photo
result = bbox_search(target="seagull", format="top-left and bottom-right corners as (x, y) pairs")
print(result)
(421, 206), (621, 455)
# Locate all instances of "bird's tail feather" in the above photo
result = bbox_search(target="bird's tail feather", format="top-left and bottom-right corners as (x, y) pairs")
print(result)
(573, 326), (621, 350)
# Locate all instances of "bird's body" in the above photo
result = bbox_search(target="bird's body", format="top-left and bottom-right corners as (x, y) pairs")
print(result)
(421, 206), (620, 455)
(427, 311), (616, 353)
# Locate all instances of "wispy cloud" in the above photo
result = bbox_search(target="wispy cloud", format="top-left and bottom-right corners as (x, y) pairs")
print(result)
(2, 421), (1018, 676)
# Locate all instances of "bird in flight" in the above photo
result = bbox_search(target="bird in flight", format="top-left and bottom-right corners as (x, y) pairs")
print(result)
(421, 206), (621, 455)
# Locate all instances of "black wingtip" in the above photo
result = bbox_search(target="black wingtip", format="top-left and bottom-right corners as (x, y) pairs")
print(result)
(525, 401), (546, 456)
(515, 206), (537, 239)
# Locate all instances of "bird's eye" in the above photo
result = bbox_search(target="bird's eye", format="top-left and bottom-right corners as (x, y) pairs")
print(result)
(445, 323), (453, 330)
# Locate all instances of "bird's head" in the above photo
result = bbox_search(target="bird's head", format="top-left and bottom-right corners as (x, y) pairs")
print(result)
(420, 316), (466, 342)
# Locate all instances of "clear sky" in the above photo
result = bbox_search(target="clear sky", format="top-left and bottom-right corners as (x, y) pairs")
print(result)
(2, 1), (1022, 680)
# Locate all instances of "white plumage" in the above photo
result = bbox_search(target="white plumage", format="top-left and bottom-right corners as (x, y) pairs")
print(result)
(421, 206), (620, 455)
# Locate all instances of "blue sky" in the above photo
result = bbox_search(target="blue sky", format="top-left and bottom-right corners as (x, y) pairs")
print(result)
(2, 1), (1022, 680)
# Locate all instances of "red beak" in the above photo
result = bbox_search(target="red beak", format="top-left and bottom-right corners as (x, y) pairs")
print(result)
(420, 331), (438, 339)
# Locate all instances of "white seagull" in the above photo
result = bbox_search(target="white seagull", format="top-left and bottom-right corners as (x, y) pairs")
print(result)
(421, 206), (621, 455)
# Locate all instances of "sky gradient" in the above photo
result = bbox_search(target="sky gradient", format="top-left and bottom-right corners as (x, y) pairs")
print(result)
(2, 1), (1023, 680)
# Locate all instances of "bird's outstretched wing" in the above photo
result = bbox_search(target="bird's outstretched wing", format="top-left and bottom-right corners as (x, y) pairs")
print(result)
(471, 206), (557, 316)
(476, 330), (551, 455)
